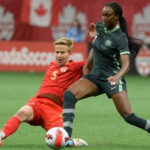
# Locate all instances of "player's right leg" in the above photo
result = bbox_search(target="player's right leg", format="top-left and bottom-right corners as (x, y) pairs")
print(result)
(67, 138), (88, 147)
(41, 98), (88, 147)
(0, 105), (33, 146)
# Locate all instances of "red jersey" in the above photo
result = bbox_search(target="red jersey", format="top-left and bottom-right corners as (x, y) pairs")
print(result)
(36, 60), (85, 101)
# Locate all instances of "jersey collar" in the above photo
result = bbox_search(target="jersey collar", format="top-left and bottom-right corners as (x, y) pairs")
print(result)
(104, 24), (120, 33)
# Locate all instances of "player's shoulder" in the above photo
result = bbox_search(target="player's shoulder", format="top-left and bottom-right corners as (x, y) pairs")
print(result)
(70, 60), (85, 66)
(68, 60), (85, 70)
(113, 28), (128, 44)
(48, 60), (85, 70)
(49, 61), (56, 67)
(47, 62), (58, 70)
(114, 28), (126, 38)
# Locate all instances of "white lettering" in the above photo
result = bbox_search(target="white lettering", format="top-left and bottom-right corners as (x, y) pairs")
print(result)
(0, 47), (55, 66)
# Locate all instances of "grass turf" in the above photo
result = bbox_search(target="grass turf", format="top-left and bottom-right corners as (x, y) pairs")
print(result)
(0, 72), (150, 150)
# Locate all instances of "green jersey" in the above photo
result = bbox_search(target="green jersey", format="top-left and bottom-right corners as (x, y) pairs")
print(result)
(90, 21), (130, 80)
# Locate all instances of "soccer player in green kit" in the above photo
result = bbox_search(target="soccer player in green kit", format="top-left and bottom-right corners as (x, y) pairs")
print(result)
(62, 1), (150, 143)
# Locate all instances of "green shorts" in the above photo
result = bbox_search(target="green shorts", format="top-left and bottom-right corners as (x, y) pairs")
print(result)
(83, 74), (127, 98)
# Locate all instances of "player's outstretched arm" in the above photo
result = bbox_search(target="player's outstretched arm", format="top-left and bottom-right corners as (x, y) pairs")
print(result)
(83, 48), (94, 75)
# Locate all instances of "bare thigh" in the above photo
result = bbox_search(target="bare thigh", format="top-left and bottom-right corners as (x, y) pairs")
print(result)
(15, 105), (34, 122)
(68, 78), (99, 100)
(111, 90), (132, 118)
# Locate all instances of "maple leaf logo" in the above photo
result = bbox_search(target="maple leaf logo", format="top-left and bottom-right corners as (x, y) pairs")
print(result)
(35, 4), (47, 16)
(133, 4), (150, 76)
(135, 45), (150, 76)
(132, 4), (150, 43)
(0, 6), (14, 40)
(51, 4), (87, 41)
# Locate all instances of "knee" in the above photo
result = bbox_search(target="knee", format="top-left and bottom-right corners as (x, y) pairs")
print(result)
(68, 86), (82, 100)
(15, 110), (27, 122)
(15, 107), (33, 122)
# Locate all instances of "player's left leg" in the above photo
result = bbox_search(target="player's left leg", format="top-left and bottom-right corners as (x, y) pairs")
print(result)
(0, 129), (5, 146)
(63, 78), (99, 138)
(15, 105), (34, 122)
(112, 90), (150, 132)
(0, 105), (33, 146)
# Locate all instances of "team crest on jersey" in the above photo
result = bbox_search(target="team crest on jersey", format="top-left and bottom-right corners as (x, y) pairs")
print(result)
(105, 40), (112, 46)
(60, 66), (68, 72)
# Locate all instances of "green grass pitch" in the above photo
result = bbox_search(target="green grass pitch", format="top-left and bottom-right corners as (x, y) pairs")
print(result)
(0, 72), (150, 150)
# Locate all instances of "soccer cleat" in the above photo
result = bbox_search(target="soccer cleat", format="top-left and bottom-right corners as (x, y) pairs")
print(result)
(0, 130), (3, 146)
(72, 138), (88, 147)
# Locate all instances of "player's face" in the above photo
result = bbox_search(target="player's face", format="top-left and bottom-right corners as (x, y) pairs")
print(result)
(102, 6), (118, 30)
(55, 45), (70, 67)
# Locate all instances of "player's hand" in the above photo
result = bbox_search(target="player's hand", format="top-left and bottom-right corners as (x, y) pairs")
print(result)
(107, 76), (119, 85)
(88, 23), (96, 38)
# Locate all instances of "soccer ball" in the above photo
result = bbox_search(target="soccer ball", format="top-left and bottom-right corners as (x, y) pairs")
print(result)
(45, 127), (69, 149)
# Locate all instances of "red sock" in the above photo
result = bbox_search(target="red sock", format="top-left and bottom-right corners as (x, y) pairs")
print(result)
(2, 116), (21, 138)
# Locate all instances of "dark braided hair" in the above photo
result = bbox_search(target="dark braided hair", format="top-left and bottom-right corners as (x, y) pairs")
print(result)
(105, 2), (142, 62)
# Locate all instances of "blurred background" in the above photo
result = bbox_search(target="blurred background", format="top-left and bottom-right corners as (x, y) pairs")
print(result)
(0, 1), (150, 149)
(0, 0), (150, 76)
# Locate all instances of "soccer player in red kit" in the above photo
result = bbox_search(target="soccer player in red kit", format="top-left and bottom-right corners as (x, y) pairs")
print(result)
(0, 38), (88, 147)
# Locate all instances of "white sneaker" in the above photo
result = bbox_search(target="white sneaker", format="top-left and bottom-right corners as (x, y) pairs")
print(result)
(72, 138), (88, 147)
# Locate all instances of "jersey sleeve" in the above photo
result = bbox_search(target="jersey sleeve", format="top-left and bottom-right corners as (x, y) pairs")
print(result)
(118, 36), (130, 55)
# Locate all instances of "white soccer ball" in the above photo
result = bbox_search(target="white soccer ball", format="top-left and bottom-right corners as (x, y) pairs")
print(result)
(45, 127), (69, 149)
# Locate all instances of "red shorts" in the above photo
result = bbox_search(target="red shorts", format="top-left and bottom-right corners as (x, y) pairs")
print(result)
(26, 97), (63, 131)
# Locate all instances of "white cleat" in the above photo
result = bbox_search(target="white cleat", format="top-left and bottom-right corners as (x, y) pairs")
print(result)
(72, 138), (88, 147)
(0, 130), (3, 147)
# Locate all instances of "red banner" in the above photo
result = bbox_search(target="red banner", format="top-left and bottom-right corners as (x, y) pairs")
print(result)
(0, 42), (87, 72)
(0, 0), (150, 41)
